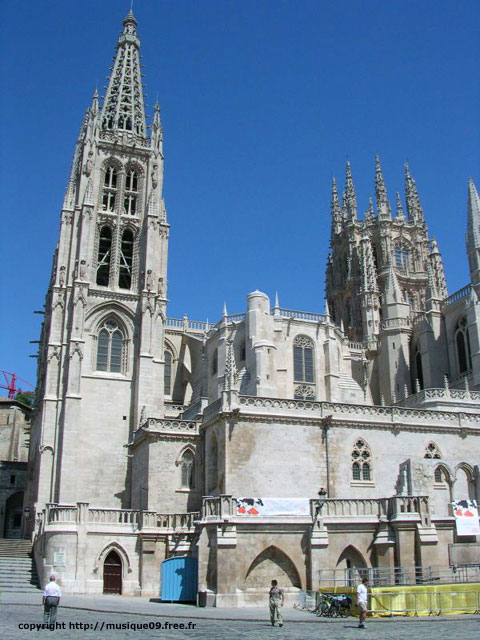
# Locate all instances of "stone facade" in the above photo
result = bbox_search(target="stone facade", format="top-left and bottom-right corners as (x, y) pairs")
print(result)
(26, 11), (479, 605)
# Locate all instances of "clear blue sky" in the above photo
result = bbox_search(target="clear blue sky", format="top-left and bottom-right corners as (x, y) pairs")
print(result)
(0, 0), (479, 390)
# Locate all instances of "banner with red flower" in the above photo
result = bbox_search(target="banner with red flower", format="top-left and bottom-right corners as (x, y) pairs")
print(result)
(236, 498), (310, 516)
(452, 499), (480, 536)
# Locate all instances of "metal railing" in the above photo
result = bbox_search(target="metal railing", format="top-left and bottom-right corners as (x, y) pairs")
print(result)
(318, 565), (480, 587)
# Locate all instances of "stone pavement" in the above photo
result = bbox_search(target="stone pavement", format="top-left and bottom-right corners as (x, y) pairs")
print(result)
(0, 592), (478, 639)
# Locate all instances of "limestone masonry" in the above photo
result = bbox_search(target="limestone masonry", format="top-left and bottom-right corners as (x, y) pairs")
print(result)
(25, 11), (480, 606)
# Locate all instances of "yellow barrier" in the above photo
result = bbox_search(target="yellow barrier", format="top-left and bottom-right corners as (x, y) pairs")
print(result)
(318, 583), (480, 617)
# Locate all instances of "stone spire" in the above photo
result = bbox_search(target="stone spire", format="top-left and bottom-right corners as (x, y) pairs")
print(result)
(375, 156), (391, 220)
(429, 239), (448, 299)
(395, 192), (405, 221)
(344, 162), (357, 221)
(151, 101), (163, 155)
(364, 197), (375, 224)
(383, 262), (403, 303)
(100, 10), (146, 140)
(466, 178), (480, 288)
(330, 177), (343, 237)
(404, 163), (424, 223)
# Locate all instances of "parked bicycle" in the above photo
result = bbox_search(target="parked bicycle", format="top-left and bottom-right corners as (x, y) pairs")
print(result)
(316, 593), (352, 617)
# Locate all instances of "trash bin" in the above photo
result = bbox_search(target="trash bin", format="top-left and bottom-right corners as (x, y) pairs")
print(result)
(197, 590), (207, 607)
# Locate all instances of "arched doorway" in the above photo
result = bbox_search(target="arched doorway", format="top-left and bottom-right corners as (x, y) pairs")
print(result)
(245, 546), (301, 590)
(4, 491), (24, 538)
(103, 550), (122, 594)
(336, 545), (368, 585)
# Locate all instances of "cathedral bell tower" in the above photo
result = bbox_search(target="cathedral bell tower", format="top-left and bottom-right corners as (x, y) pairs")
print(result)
(30, 11), (169, 511)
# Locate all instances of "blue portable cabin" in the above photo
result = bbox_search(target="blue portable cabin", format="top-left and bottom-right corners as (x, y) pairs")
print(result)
(161, 556), (198, 602)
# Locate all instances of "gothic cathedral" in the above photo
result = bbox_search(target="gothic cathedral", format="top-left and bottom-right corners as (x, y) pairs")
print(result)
(26, 12), (480, 605)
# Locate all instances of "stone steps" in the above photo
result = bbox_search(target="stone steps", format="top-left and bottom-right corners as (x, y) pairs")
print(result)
(0, 539), (41, 592)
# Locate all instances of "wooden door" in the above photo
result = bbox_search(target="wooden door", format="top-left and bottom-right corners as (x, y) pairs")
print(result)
(103, 550), (122, 594)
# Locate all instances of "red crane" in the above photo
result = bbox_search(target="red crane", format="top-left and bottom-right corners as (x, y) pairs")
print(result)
(1, 371), (34, 399)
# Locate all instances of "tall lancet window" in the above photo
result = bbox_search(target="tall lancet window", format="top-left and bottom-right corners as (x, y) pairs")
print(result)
(293, 335), (315, 400)
(455, 317), (472, 374)
(118, 230), (134, 289)
(164, 350), (172, 396)
(102, 166), (118, 212)
(124, 170), (138, 215)
(96, 226), (112, 286)
(96, 320), (124, 373)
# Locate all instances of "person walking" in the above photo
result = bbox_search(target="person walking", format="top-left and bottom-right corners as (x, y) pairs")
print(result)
(43, 574), (62, 625)
(269, 579), (285, 627)
(356, 577), (368, 628)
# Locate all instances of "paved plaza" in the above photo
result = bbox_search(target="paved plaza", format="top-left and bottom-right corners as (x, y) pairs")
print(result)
(0, 592), (478, 640)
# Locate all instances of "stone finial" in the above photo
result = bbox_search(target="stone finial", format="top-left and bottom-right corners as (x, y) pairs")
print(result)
(375, 155), (391, 219)
(395, 192), (405, 221)
(223, 339), (238, 391)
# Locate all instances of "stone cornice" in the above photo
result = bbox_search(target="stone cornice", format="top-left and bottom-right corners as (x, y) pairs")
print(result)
(132, 419), (200, 446)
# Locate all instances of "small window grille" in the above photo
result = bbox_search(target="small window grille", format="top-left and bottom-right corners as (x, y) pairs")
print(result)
(434, 467), (444, 483)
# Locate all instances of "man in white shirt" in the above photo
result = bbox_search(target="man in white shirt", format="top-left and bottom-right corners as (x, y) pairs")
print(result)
(43, 574), (62, 625)
(356, 577), (368, 628)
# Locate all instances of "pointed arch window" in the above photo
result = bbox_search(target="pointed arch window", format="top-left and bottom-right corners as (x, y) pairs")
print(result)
(351, 439), (372, 482)
(118, 229), (134, 289)
(180, 449), (195, 489)
(293, 336), (314, 382)
(395, 244), (409, 270)
(96, 226), (112, 286)
(102, 166), (118, 212)
(96, 320), (125, 373)
(424, 442), (441, 459)
(434, 467), (446, 483)
(455, 317), (472, 375)
(164, 350), (172, 396)
(415, 346), (424, 390)
(124, 170), (138, 215)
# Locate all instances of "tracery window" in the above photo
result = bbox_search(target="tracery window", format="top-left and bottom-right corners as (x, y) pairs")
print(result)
(96, 226), (112, 286)
(180, 450), (195, 489)
(118, 229), (134, 289)
(351, 439), (372, 482)
(455, 317), (472, 375)
(96, 319), (125, 373)
(395, 244), (409, 270)
(293, 336), (314, 382)
(164, 350), (172, 396)
(293, 335), (315, 400)
(424, 442), (441, 459)
(124, 170), (138, 215)
(102, 166), (118, 212)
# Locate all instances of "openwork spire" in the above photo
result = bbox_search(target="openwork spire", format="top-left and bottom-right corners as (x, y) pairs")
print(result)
(404, 163), (424, 223)
(375, 155), (391, 219)
(101, 11), (146, 141)
(330, 177), (343, 237)
(344, 162), (357, 221)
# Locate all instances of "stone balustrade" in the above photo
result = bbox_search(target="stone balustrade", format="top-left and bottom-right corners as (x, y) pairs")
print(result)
(43, 503), (199, 533)
(200, 495), (430, 525)
(442, 284), (472, 309)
